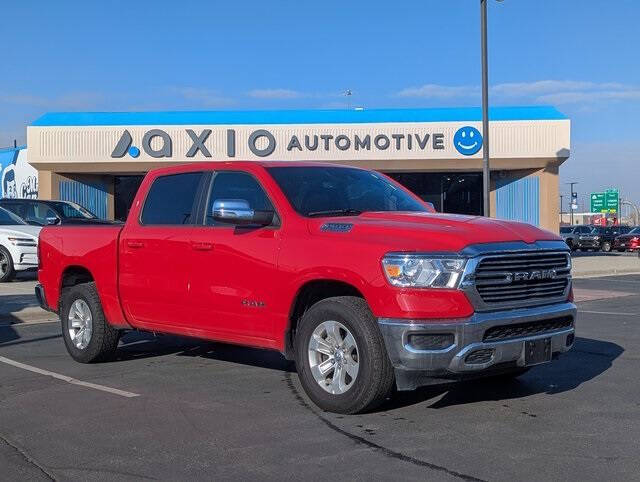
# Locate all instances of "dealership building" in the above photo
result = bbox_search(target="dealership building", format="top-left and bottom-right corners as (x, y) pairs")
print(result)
(27, 106), (569, 231)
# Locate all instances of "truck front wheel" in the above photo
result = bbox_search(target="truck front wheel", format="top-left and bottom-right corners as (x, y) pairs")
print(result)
(294, 296), (395, 414)
(60, 282), (120, 363)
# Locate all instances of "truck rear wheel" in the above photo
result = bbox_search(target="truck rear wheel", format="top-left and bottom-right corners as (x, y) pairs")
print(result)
(60, 282), (120, 363)
(294, 296), (395, 414)
(0, 246), (16, 282)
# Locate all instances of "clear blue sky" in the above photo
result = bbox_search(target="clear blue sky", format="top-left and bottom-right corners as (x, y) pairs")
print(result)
(1, 0), (638, 207)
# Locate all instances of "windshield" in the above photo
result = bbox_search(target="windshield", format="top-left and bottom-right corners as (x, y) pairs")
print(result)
(589, 227), (605, 234)
(0, 206), (27, 225)
(559, 227), (572, 233)
(267, 166), (427, 217)
(629, 227), (640, 235)
(48, 201), (96, 219)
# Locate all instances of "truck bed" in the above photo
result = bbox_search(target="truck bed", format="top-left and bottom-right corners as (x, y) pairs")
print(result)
(38, 224), (131, 328)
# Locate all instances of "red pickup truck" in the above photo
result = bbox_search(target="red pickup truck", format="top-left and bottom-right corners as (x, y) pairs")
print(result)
(36, 162), (576, 413)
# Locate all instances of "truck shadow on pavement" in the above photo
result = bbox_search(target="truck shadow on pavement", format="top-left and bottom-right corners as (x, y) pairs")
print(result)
(116, 331), (296, 372)
(115, 333), (620, 409)
(381, 336), (623, 411)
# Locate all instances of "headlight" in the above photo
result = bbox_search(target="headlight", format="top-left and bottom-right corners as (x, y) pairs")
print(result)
(593, 236), (600, 240)
(382, 254), (466, 288)
(7, 237), (37, 247)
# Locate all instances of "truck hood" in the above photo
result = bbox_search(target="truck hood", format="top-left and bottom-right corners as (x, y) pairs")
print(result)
(0, 225), (42, 240)
(308, 211), (559, 252)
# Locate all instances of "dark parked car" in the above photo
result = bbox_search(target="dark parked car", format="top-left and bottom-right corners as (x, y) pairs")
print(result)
(613, 227), (640, 252)
(561, 225), (634, 252)
(0, 199), (108, 226)
(560, 225), (591, 250)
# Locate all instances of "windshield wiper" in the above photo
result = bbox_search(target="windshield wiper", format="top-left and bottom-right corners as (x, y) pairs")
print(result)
(307, 209), (363, 218)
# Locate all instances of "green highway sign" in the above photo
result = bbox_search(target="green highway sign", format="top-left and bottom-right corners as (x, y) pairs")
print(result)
(590, 193), (605, 212)
(590, 189), (619, 213)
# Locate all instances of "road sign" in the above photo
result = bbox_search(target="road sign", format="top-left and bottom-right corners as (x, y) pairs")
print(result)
(590, 193), (605, 212)
(590, 189), (619, 213)
(605, 189), (619, 213)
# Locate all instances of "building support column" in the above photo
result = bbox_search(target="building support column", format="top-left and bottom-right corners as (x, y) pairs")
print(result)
(538, 163), (560, 233)
(37, 170), (60, 200)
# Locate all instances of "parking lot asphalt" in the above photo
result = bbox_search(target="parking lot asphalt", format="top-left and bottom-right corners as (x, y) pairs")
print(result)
(1, 275), (640, 481)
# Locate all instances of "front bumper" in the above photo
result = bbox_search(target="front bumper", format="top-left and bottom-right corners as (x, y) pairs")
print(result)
(379, 302), (576, 390)
(613, 241), (639, 250)
(12, 248), (38, 271)
(576, 239), (601, 249)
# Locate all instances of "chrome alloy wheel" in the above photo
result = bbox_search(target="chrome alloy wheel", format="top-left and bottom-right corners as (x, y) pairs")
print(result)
(308, 320), (359, 394)
(0, 251), (8, 277)
(68, 299), (93, 350)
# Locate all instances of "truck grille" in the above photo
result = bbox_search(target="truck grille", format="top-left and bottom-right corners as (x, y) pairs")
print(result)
(474, 251), (570, 307)
(483, 316), (573, 342)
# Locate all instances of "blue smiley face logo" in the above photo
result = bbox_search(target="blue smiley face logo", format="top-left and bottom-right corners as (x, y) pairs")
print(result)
(454, 126), (483, 156)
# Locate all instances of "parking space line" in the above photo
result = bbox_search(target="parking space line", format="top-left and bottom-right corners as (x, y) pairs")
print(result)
(0, 356), (140, 398)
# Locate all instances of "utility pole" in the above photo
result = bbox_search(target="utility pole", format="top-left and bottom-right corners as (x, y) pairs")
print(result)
(567, 182), (578, 225)
(559, 194), (564, 224)
(480, 0), (490, 217)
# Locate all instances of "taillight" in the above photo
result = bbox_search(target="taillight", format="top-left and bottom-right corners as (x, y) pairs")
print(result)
(38, 242), (42, 270)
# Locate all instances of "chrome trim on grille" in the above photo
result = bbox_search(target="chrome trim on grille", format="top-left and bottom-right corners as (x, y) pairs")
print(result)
(460, 241), (571, 311)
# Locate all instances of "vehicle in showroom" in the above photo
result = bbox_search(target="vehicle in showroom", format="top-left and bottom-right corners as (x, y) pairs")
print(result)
(0, 206), (40, 282)
(613, 227), (640, 252)
(36, 162), (576, 414)
(0, 199), (104, 226)
(573, 225), (635, 252)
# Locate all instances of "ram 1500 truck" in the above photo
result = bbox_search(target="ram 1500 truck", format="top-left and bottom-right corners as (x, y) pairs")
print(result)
(36, 162), (576, 414)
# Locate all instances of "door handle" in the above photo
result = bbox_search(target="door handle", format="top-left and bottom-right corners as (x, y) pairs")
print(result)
(126, 240), (144, 249)
(192, 242), (213, 251)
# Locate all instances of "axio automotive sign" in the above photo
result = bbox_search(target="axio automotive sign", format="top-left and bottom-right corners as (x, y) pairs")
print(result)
(111, 126), (483, 159)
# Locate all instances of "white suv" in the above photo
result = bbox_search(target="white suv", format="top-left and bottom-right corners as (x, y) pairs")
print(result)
(0, 207), (41, 282)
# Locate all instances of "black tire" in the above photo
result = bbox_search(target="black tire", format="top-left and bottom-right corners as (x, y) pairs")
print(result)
(617, 249), (625, 252)
(60, 282), (120, 363)
(0, 246), (16, 282)
(601, 241), (611, 252)
(294, 296), (395, 414)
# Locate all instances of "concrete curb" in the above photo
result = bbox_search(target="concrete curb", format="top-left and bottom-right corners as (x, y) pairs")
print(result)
(573, 270), (640, 279)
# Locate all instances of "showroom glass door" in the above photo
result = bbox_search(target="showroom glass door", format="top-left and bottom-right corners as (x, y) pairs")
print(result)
(385, 172), (483, 216)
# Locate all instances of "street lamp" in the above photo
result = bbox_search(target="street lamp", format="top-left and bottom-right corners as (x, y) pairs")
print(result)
(480, 0), (502, 217)
(566, 182), (578, 225)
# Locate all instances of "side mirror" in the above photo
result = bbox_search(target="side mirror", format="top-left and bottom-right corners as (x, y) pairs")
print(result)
(46, 217), (61, 225)
(212, 199), (274, 226)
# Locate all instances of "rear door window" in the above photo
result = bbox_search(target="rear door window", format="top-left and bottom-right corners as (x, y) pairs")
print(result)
(141, 172), (204, 225)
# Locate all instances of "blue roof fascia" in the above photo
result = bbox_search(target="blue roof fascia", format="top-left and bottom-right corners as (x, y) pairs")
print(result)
(31, 106), (567, 127)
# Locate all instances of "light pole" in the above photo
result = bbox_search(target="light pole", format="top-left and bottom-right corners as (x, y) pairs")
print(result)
(480, 0), (490, 217)
(567, 182), (578, 225)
